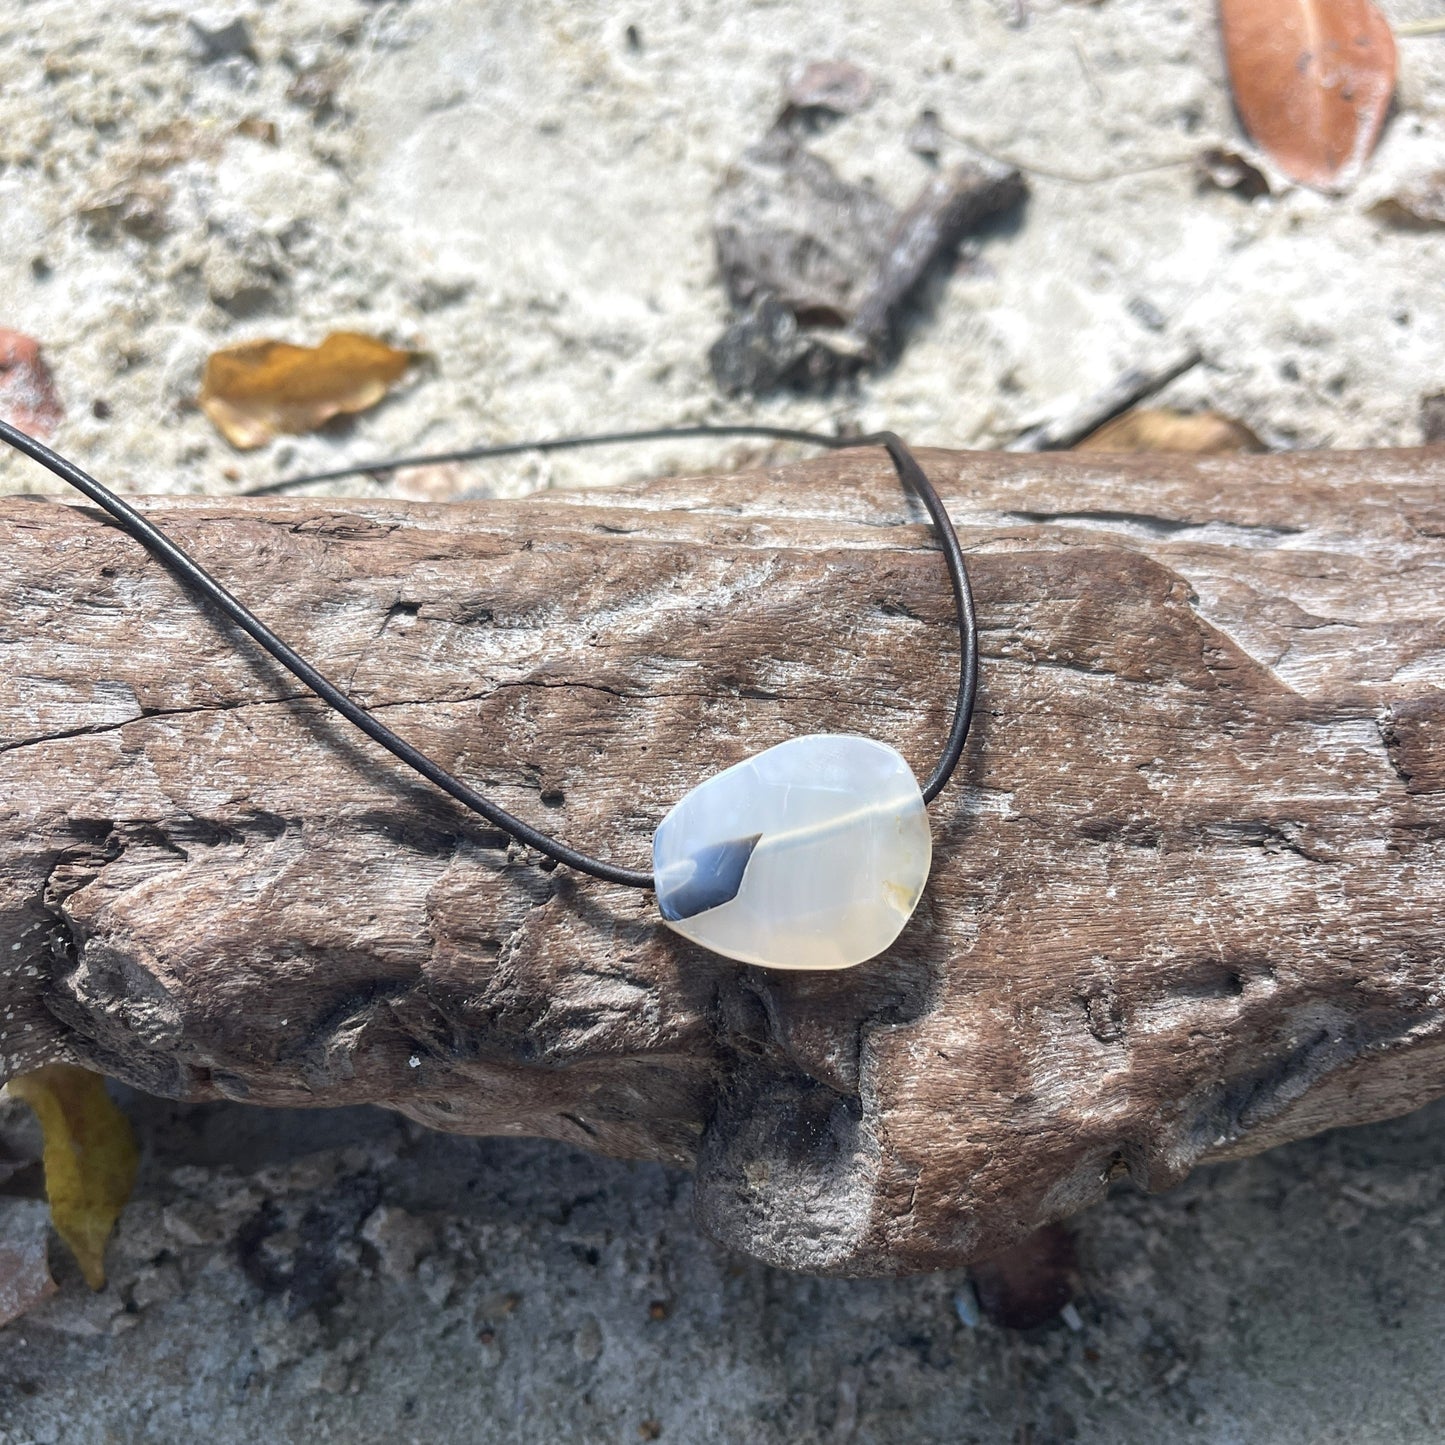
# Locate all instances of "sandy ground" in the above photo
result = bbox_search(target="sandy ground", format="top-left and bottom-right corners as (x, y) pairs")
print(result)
(2, 1), (1445, 1441)
(2, 0), (1445, 504)
(4, 1092), (1445, 1444)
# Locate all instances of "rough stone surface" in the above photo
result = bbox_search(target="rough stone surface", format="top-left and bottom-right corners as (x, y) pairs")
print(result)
(2, 446), (1442, 1277)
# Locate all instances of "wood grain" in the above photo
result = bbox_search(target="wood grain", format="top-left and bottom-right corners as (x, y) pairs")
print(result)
(2, 446), (1441, 1273)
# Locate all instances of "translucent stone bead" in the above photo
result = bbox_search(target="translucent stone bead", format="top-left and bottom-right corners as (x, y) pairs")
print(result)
(651, 734), (932, 970)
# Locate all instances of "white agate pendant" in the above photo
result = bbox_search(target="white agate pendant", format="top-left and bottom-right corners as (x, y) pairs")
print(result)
(651, 734), (932, 970)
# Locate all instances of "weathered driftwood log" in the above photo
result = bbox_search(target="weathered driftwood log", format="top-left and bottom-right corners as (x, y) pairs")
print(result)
(1, 447), (1442, 1274)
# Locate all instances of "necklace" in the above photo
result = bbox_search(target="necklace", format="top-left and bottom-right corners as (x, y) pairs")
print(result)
(0, 419), (977, 971)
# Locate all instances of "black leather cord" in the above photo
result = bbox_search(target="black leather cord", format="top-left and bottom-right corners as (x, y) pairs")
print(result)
(0, 418), (977, 888)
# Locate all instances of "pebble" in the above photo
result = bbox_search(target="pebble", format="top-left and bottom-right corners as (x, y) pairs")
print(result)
(653, 735), (931, 969)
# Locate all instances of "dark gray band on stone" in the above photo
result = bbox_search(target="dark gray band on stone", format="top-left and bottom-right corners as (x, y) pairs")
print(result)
(656, 834), (762, 921)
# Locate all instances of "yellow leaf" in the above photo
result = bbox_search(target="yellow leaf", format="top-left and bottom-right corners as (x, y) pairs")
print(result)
(5, 1065), (138, 1290)
(1075, 408), (1264, 455)
(197, 330), (419, 450)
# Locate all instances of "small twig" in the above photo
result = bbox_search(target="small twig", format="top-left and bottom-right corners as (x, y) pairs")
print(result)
(1397, 17), (1445, 35)
(1006, 348), (1202, 452)
(847, 160), (1027, 355)
(937, 120), (1194, 185)
(236, 415), (860, 497)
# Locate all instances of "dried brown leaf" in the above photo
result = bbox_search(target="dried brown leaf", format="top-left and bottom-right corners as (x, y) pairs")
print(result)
(6, 1065), (138, 1291)
(198, 331), (419, 450)
(135, 120), (214, 174)
(0, 329), (64, 438)
(1076, 407), (1265, 455)
(1219, 0), (1396, 192)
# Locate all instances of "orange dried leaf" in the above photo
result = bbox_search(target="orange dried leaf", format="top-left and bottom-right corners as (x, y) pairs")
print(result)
(1075, 408), (1265, 455)
(1219, 0), (1396, 192)
(198, 331), (419, 449)
(0, 329), (64, 438)
(6, 1065), (138, 1290)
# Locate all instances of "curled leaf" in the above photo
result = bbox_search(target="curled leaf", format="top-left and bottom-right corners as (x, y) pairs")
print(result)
(0, 329), (64, 438)
(1219, 0), (1397, 192)
(198, 331), (419, 450)
(6, 1065), (138, 1290)
(1076, 407), (1265, 454)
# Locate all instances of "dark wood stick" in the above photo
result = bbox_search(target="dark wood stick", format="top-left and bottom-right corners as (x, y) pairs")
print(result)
(1008, 348), (1202, 451)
